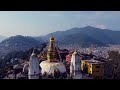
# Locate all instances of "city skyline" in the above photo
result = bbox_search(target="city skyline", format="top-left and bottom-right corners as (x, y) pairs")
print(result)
(0, 11), (120, 37)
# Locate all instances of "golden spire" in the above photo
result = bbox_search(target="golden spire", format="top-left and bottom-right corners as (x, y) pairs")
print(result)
(50, 35), (54, 44)
(47, 35), (57, 62)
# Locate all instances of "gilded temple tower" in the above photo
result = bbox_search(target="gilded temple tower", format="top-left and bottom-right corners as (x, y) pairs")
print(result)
(47, 36), (57, 62)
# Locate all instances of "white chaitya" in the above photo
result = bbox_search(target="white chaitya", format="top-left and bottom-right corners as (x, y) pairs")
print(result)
(28, 50), (40, 79)
(70, 51), (81, 77)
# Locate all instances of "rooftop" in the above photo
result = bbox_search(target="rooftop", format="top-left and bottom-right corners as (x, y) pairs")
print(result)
(82, 59), (104, 64)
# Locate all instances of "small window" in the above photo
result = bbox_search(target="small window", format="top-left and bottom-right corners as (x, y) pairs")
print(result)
(96, 66), (100, 68)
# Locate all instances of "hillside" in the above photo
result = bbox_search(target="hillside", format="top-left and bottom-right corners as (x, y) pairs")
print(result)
(0, 35), (7, 42)
(58, 33), (106, 47)
(33, 36), (45, 43)
(0, 35), (44, 56)
(41, 26), (120, 47)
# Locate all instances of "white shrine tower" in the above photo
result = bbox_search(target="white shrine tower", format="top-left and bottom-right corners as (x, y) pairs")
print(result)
(28, 49), (40, 79)
(70, 50), (81, 77)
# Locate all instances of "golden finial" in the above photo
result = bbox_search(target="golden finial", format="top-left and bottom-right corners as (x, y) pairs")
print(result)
(50, 34), (54, 43)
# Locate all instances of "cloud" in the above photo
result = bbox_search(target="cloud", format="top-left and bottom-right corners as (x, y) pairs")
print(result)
(96, 24), (106, 29)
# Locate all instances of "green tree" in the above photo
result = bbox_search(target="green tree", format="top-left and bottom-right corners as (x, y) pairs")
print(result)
(107, 51), (120, 79)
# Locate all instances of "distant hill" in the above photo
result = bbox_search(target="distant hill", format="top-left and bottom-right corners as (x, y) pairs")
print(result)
(41, 26), (120, 47)
(33, 36), (45, 43)
(0, 35), (43, 47)
(0, 35), (7, 42)
(0, 35), (44, 56)
(58, 33), (106, 47)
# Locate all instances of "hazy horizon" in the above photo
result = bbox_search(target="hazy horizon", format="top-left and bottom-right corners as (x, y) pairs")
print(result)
(0, 11), (120, 37)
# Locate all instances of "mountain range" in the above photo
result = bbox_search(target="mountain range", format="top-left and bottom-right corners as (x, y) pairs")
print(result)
(1, 26), (120, 55)
(37, 26), (120, 47)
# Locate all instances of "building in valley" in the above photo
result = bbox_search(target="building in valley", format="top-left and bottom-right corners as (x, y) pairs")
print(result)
(81, 59), (104, 79)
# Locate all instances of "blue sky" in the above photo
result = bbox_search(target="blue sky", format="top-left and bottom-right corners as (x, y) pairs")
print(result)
(0, 11), (120, 37)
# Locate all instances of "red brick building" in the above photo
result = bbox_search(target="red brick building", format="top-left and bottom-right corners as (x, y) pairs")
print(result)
(66, 54), (72, 64)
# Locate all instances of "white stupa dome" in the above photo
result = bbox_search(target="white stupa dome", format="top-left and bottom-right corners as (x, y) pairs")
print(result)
(40, 61), (66, 75)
